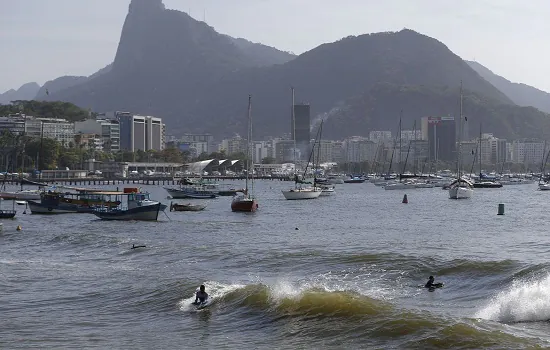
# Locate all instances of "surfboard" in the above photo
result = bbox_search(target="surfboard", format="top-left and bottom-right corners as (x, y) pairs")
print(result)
(428, 283), (444, 291)
(193, 299), (212, 310)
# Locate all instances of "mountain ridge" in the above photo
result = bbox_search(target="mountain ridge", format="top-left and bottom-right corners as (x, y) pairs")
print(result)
(467, 60), (550, 114)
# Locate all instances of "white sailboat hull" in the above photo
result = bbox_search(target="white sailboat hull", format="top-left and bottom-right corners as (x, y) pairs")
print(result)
(448, 186), (473, 199)
(281, 188), (322, 200)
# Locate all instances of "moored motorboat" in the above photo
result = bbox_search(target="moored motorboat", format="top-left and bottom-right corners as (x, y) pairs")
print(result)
(93, 188), (165, 221)
(319, 185), (335, 196)
(170, 202), (207, 211)
(164, 187), (218, 199)
(93, 203), (162, 221)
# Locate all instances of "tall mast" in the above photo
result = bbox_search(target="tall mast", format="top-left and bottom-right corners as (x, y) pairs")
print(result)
(291, 87), (297, 188)
(479, 122), (482, 178)
(398, 111), (402, 172)
(246, 95), (251, 196)
(458, 81), (463, 180)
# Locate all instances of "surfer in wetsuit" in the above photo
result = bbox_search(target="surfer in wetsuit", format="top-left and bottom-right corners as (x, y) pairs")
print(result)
(194, 285), (209, 304)
(425, 276), (435, 288)
(425, 276), (443, 290)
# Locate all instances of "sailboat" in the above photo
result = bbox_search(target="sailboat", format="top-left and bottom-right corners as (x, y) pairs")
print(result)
(448, 81), (474, 199)
(282, 87), (322, 200)
(385, 117), (418, 190)
(231, 95), (259, 212)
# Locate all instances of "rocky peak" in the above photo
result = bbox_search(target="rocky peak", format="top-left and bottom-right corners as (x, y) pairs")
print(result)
(128, 0), (165, 14)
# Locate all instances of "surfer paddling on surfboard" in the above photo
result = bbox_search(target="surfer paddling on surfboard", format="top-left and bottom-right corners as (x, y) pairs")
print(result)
(193, 285), (209, 305)
(425, 276), (444, 291)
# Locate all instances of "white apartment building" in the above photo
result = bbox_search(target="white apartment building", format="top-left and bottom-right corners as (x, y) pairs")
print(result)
(369, 131), (392, 143)
(118, 112), (165, 152)
(511, 139), (546, 165)
(36, 118), (75, 146)
(343, 137), (378, 163)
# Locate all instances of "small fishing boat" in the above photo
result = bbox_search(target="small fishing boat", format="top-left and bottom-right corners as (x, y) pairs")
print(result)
(170, 202), (207, 212)
(28, 190), (121, 214)
(93, 188), (166, 221)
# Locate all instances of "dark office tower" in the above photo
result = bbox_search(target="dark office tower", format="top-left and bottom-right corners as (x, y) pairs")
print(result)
(292, 103), (311, 161)
(422, 116), (456, 162)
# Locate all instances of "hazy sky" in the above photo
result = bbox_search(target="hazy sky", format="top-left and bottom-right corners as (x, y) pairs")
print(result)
(1, 0), (549, 92)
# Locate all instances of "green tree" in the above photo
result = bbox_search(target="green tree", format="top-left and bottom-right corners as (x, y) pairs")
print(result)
(25, 138), (59, 170)
(159, 147), (184, 162)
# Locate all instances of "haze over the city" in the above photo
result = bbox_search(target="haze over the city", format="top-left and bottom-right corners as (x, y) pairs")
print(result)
(1, 0), (549, 93)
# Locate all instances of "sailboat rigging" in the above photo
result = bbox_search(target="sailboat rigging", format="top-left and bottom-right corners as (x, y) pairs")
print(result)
(282, 87), (322, 200)
(231, 95), (259, 212)
(448, 81), (474, 199)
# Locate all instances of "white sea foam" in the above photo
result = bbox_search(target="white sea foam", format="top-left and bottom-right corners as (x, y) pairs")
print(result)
(476, 273), (550, 322)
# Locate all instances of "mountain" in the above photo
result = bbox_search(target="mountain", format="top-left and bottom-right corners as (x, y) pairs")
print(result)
(467, 60), (550, 114)
(0, 82), (40, 105)
(173, 29), (513, 139)
(322, 83), (550, 141)
(43, 0), (524, 141)
(35, 76), (89, 100)
(228, 37), (295, 67)
(34, 64), (114, 100)
(44, 0), (297, 119)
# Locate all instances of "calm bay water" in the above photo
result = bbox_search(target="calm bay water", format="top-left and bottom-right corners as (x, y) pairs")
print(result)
(2, 181), (550, 349)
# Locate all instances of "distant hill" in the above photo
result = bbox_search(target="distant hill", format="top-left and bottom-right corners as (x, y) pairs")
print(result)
(0, 82), (40, 105)
(321, 83), (550, 141)
(227, 37), (295, 67)
(43, 0), (514, 140)
(35, 76), (89, 100)
(467, 61), (550, 114)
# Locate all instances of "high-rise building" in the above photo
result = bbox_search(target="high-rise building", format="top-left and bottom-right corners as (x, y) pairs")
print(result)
(180, 134), (215, 153)
(422, 116), (456, 162)
(118, 112), (165, 152)
(274, 139), (295, 163)
(511, 139), (545, 165)
(37, 118), (75, 146)
(219, 134), (247, 156)
(478, 133), (507, 165)
(292, 103), (310, 161)
(75, 118), (120, 152)
(343, 137), (378, 163)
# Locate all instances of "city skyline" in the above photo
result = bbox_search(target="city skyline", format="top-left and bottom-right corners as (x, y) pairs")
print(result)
(2, 0), (550, 93)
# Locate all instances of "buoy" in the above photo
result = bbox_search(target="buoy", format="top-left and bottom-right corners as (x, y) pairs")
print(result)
(295, 227), (299, 230)
(497, 203), (505, 215)
(16, 225), (22, 231)
(402, 194), (408, 204)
